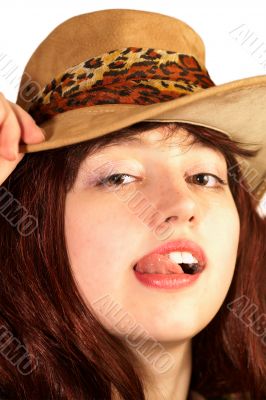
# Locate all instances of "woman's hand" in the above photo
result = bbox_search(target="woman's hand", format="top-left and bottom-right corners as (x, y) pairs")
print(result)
(0, 92), (45, 185)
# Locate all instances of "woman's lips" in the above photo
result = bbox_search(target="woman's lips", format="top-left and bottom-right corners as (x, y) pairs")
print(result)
(133, 268), (203, 289)
(132, 238), (207, 290)
(133, 238), (207, 271)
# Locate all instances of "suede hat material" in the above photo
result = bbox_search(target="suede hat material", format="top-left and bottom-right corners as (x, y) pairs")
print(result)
(16, 8), (266, 201)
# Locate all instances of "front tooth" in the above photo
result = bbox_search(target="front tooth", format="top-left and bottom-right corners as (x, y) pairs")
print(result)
(181, 252), (197, 264)
(168, 251), (198, 264)
(168, 252), (183, 264)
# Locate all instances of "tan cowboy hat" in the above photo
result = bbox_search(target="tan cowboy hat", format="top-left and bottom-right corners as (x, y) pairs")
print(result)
(16, 8), (266, 201)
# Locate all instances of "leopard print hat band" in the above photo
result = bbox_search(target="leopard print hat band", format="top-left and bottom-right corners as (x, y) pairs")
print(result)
(27, 47), (215, 125)
(14, 9), (266, 202)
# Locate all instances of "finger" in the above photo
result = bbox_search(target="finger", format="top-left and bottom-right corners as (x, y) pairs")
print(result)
(0, 152), (24, 185)
(0, 93), (21, 161)
(9, 102), (45, 144)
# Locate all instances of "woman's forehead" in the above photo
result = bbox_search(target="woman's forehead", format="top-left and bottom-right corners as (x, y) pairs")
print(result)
(113, 126), (192, 147)
(91, 126), (224, 158)
(81, 127), (227, 173)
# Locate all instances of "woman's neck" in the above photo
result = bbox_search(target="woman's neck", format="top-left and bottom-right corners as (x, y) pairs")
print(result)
(137, 339), (192, 400)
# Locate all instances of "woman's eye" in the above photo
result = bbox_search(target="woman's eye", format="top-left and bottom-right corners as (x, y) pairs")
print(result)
(95, 172), (227, 189)
(188, 173), (227, 188)
(96, 173), (136, 188)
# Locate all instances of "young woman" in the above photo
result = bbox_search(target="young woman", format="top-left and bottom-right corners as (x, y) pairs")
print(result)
(0, 8), (265, 400)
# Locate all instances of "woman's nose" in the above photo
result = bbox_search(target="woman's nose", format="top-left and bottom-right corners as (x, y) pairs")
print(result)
(157, 180), (198, 226)
(163, 200), (196, 225)
(147, 181), (199, 241)
(164, 214), (195, 223)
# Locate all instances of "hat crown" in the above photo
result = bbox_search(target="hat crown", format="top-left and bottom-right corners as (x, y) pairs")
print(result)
(16, 8), (205, 109)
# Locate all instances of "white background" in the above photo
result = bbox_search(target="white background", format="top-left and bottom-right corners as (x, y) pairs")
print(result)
(0, 0), (265, 215)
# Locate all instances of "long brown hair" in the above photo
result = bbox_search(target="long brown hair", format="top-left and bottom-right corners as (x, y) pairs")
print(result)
(0, 121), (265, 399)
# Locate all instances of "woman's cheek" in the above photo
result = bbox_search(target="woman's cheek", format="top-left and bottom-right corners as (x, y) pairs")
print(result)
(206, 203), (240, 301)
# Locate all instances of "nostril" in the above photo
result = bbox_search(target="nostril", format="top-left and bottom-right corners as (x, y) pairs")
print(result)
(165, 216), (178, 223)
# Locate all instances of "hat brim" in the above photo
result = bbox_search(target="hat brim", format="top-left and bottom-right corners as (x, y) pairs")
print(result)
(18, 75), (266, 200)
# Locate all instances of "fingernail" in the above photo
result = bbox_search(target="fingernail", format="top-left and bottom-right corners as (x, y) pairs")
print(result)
(8, 148), (17, 161)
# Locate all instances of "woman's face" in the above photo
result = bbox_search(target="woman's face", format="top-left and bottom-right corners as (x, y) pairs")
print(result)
(64, 126), (240, 342)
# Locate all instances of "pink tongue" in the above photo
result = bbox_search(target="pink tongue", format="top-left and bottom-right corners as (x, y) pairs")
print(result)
(135, 253), (184, 274)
